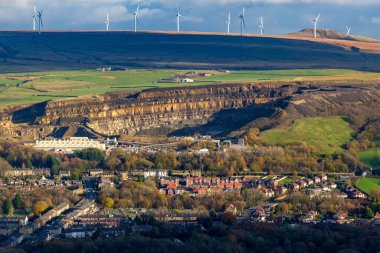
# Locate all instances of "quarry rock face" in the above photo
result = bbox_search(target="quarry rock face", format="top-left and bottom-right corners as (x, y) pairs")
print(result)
(0, 83), (297, 139)
(1, 81), (379, 140)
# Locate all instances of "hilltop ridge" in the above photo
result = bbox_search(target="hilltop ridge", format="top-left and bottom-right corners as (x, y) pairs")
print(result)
(288, 28), (379, 42)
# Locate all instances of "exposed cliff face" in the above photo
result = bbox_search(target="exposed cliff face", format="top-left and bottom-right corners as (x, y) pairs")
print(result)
(2, 82), (379, 140)
(0, 83), (298, 139)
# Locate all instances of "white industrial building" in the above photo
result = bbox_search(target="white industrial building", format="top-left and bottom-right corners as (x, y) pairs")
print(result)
(34, 137), (106, 153)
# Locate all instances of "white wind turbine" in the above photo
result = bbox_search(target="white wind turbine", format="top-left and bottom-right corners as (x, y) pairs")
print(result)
(105, 12), (110, 31)
(33, 5), (37, 31)
(258, 16), (264, 35)
(346, 26), (351, 36)
(176, 7), (183, 32)
(239, 8), (246, 36)
(133, 5), (139, 32)
(313, 13), (321, 39)
(37, 9), (43, 34)
(226, 12), (231, 34)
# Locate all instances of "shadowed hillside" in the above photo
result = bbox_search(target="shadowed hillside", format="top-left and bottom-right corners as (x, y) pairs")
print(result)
(1, 31), (380, 72)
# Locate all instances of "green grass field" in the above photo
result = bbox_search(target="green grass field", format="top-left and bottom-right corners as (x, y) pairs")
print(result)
(359, 136), (380, 168)
(0, 68), (378, 106)
(356, 177), (380, 195)
(202, 69), (363, 82)
(261, 117), (354, 154)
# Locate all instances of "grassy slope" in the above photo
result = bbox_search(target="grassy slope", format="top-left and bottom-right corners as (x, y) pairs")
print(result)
(356, 177), (380, 195)
(359, 136), (380, 168)
(0, 69), (379, 106)
(0, 69), (181, 105)
(261, 117), (354, 154)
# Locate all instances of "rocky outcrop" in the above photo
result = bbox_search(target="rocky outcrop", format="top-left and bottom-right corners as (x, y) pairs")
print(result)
(2, 81), (379, 140)
(0, 83), (298, 139)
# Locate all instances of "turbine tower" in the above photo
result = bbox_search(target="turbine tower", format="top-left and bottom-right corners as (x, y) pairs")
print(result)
(258, 16), (264, 35)
(37, 9), (43, 34)
(312, 13), (321, 39)
(226, 12), (231, 34)
(346, 26), (351, 36)
(105, 12), (110, 31)
(133, 5), (139, 32)
(176, 7), (183, 32)
(33, 5), (37, 31)
(239, 8), (246, 36)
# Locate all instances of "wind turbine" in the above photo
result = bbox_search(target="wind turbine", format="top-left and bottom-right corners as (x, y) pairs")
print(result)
(37, 9), (43, 34)
(239, 8), (246, 36)
(258, 16), (264, 35)
(133, 5), (139, 32)
(312, 13), (321, 39)
(176, 7), (183, 32)
(33, 5), (37, 31)
(346, 26), (351, 36)
(226, 12), (231, 34)
(105, 12), (110, 31)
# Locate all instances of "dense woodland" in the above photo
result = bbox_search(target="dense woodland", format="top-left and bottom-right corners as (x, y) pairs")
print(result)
(6, 223), (380, 253)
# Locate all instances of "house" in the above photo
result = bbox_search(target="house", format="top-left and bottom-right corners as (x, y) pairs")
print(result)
(224, 204), (238, 216)
(130, 170), (168, 179)
(119, 172), (128, 181)
(158, 77), (181, 83)
(0, 216), (28, 226)
(2, 168), (51, 178)
(76, 215), (124, 228)
(172, 170), (191, 177)
(89, 169), (104, 176)
(263, 189), (275, 198)
(333, 212), (349, 224)
(373, 213), (380, 226)
(251, 207), (266, 222)
(0, 216), (28, 236)
(289, 183), (300, 191)
(351, 190), (366, 199)
(154, 213), (199, 223)
(314, 177), (321, 184)
(319, 175), (328, 181)
(306, 179), (314, 186)
(47, 225), (62, 235)
(65, 226), (96, 238)
(276, 187), (287, 195)
(59, 170), (71, 178)
(299, 211), (319, 223)
(298, 181), (307, 188)
(181, 78), (195, 83)
(19, 223), (34, 235)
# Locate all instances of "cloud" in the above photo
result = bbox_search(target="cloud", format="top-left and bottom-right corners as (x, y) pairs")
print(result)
(372, 17), (380, 24)
(0, 0), (378, 39)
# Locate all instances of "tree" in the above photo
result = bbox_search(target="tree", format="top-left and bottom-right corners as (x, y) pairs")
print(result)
(104, 198), (115, 208)
(73, 148), (104, 162)
(46, 155), (59, 169)
(365, 206), (374, 218)
(2, 199), (14, 215)
(13, 193), (24, 210)
(33, 201), (49, 215)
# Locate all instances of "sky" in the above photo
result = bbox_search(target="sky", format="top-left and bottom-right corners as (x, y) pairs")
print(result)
(0, 0), (379, 39)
